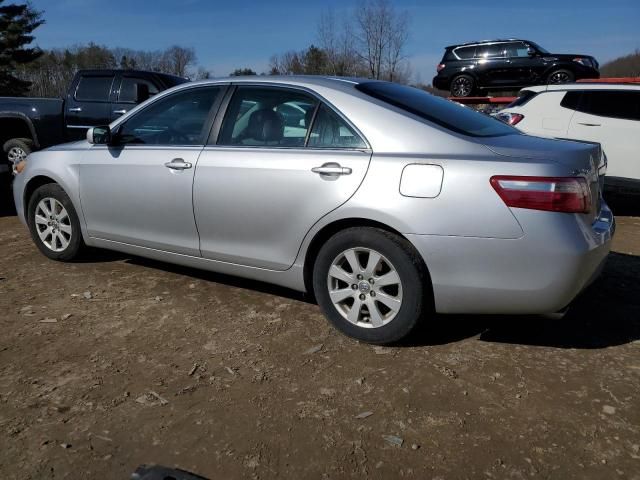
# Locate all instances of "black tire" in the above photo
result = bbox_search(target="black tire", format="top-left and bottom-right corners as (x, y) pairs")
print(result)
(546, 69), (575, 84)
(313, 227), (429, 344)
(27, 183), (85, 261)
(450, 74), (475, 97)
(3, 138), (33, 173)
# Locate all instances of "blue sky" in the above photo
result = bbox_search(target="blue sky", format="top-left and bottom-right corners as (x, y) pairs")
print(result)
(29, 0), (639, 81)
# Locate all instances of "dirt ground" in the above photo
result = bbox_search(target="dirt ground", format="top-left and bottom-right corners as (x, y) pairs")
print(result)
(0, 188), (639, 480)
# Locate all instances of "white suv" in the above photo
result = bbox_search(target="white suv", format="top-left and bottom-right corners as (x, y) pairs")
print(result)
(497, 83), (640, 193)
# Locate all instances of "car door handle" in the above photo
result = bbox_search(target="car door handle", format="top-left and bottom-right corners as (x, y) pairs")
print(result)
(164, 158), (192, 170)
(311, 163), (352, 176)
(68, 107), (82, 113)
(113, 109), (127, 115)
(577, 122), (600, 127)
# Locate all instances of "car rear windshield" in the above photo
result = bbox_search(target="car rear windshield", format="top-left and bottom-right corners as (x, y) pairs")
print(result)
(507, 90), (538, 108)
(356, 81), (516, 137)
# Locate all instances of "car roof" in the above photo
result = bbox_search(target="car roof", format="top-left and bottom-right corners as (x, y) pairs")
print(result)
(446, 39), (525, 49)
(522, 83), (640, 93)
(175, 75), (377, 94)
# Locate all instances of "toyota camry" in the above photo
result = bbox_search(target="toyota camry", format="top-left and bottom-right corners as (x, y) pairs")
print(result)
(12, 76), (614, 344)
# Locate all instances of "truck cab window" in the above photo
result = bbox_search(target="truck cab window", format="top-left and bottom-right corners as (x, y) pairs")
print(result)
(119, 78), (159, 103)
(75, 76), (114, 102)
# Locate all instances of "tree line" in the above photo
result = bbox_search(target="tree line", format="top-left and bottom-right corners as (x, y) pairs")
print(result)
(16, 43), (204, 98)
(269, 2), (411, 82)
(1, 0), (638, 99)
(1, 0), (414, 98)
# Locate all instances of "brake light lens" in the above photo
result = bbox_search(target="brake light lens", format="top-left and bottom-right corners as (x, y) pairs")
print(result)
(496, 112), (524, 125)
(437, 63), (445, 72)
(490, 176), (592, 214)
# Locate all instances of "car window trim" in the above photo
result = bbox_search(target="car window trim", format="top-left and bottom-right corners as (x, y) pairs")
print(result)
(73, 74), (116, 103)
(113, 84), (229, 147)
(208, 82), (371, 151)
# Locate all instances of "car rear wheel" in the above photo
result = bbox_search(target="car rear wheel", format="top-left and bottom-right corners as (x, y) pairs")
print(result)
(450, 74), (474, 97)
(313, 227), (428, 344)
(547, 69), (575, 84)
(27, 183), (85, 261)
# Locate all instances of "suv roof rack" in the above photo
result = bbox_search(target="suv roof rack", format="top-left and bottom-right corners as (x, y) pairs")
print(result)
(445, 39), (522, 49)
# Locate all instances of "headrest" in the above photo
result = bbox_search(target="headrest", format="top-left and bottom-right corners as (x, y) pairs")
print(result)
(246, 109), (284, 142)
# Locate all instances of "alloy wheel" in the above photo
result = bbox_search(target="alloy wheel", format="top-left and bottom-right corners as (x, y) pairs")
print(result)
(327, 247), (403, 328)
(451, 76), (472, 97)
(549, 71), (571, 84)
(34, 197), (73, 252)
(7, 146), (27, 173)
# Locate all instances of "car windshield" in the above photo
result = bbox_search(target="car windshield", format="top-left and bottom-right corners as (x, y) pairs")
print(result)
(356, 81), (517, 137)
(528, 41), (549, 54)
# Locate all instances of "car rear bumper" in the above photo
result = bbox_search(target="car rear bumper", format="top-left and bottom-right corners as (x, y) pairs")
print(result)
(407, 202), (614, 314)
(432, 75), (449, 91)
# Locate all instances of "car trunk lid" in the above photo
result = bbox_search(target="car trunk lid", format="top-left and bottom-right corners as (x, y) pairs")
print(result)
(482, 134), (603, 223)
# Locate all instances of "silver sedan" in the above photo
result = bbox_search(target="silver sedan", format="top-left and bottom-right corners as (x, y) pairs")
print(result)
(12, 76), (614, 344)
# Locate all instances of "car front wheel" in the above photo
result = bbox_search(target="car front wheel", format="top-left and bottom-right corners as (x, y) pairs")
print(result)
(547, 69), (575, 84)
(27, 183), (85, 261)
(313, 227), (428, 344)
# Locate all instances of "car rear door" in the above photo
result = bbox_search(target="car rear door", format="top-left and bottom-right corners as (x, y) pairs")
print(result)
(567, 90), (640, 180)
(79, 85), (225, 255)
(193, 85), (372, 271)
(110, 74), (161, 122)
(65, 73), (116, 141)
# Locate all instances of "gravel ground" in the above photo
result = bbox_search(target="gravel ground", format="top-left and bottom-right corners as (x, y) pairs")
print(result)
(0, 189), (639, 480)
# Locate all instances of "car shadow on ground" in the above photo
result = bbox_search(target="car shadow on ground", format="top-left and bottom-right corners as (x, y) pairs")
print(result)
(605, 192), (640, 216)
(128, 251), (640, 351)
(0, 177), (16, 217)
(411, 252), (640, 349)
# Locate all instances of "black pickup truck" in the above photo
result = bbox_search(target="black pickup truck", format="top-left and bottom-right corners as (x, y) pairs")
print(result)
(0, 69), (188, 173)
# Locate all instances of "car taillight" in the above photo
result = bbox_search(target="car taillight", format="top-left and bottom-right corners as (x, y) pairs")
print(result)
(490, 176), (592, 214)
(496, 112), (524, 125)
(437, 63), (445, 72)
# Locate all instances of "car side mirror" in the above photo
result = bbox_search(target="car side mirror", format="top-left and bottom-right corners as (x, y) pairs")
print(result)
(87, 125), (111, 145)
(135, 83), (150, 104)
(527, 48), (536, 57)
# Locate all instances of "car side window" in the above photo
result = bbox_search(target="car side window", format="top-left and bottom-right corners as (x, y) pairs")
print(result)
(560, 91), (582, 110)
(455, 46), (476, 59)
(577, 91), (640, 121)
(218, 87), (318, 147)
(505, 42), (530, 58)
(75, 76), (114, 102)
(116, 86), (221, 145)
(476, 44), (505, 59)
(308, 104), (367, 149)
(118, 77), (160, 103)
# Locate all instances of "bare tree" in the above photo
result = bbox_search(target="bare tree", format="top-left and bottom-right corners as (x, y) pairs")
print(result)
(195, 66), (212, 79)
(161, 45), (196, 77)
(317, 9), (365, 76)
(354, 0), (409, 81)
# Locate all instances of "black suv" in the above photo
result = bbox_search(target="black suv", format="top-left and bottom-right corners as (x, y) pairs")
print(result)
(432, 39), (599, 97)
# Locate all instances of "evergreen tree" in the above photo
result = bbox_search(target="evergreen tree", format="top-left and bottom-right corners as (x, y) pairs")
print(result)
(0, 0), (44, 96)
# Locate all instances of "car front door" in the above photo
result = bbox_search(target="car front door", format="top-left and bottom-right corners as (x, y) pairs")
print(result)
(568, 90), (640, 181)
(65, 73), (116, 141)
(193, 85), (372, 270)
(79, 85), (225, 255)
(502, 41), (538, 85)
